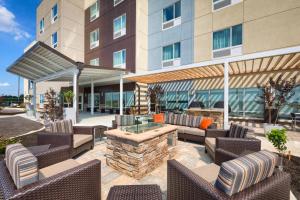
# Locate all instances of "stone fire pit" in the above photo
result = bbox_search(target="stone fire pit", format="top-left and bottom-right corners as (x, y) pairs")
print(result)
(105, 125), (177, 179)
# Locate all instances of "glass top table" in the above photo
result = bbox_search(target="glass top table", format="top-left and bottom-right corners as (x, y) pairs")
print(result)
(123, 122), (164, 134)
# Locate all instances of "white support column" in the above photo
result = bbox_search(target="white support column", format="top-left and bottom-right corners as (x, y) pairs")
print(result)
(32, 81), (37, 117)
(120, 73), (123, 115)
(91, 79), (94, 115)
(224, 61), (229, 129)
(73, 70), (79, 123)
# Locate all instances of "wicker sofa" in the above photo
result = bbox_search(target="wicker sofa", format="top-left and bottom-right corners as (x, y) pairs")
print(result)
(205, 123), (261, 165)
(167, 151), (291, 200)
(0, 144), (101, 200)
(38, 119), (95, 157)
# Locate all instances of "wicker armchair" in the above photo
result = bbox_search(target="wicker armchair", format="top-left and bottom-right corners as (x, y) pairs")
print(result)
(38, 120), (96, 157)
(205, 124), (261, 165)
(0, 145), (101, 200)
(167, 159), (291, 200)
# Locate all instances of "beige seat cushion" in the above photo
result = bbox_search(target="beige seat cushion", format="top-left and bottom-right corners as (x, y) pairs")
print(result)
(205, 137), (216, 152)
(184, 127), (205, 136)
(73, 134), (93, 148)
(39, 159), (80, 180)
(192, 163), (220, 184)
(176, 125), (186, 133)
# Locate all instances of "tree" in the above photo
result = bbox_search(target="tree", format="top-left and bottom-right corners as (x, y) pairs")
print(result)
(63, 90), (74, 108)
(44, 88), (62, 122)
(257, 81), (276, 124)
(147, 85), (164, 113)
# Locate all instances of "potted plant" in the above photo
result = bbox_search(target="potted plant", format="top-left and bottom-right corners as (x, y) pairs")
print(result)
(266, 128), (288, 171)
(62, 89), (76, 123)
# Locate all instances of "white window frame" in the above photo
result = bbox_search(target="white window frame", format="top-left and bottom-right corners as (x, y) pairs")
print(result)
(212, 25), (243, 58)
(51, 3), (58, 24)
(162, 42), (181, 67)
(90, 58), (100, 66)
(113, 14), (126, 39)
(90, 1), (99, 22)
(90, 29), (99, 49)
(114, 0), (124, 7)
(113, 49), (126, 69)
(212, 0), (242, 12)
(162, 1), (181, 31)
(39, 18), (45, 34)
(51, 32), (58, 48)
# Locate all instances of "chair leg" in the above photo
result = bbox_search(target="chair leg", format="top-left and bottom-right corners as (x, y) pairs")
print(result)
(205, 147), (207, 153)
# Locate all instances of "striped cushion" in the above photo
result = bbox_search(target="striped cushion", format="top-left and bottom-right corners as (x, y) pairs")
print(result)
(46, 119), (73, 134)
(115, 115), (135, 126)
(5, 143), (38, 189)
(164, 112), (174, 124)
(228, 124), (248, 138)
(189, 115), (202, 128)
(215, 150), (278, 196)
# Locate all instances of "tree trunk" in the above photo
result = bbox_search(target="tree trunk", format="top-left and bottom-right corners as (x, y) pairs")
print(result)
(268, 108), (272, 124)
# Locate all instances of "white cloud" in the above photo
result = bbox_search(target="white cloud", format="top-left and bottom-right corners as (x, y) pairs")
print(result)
(0, 82), (10, 87)
(0, 5), (30, 40)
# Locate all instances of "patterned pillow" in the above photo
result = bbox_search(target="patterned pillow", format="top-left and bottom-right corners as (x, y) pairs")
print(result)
(46, 119), (73, 134)
(215, 150), (278, 196)
(164, 112), (174, 124)
(228, 124), (248, 138)
(5, 143), (38, 189)
(189, 115), (202, 128)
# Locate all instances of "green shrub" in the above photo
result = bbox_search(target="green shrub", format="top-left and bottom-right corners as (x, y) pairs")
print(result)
(266, 128), (287, 154)
(0, 136), (21, 154)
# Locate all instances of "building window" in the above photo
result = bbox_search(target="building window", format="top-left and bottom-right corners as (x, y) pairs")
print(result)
(90, 29), (99, 49)
(51, 3), (58, 23)
(90, 1), (99, 21)
(51, 32), (58, 48)
(213, 0), (242, 11)
(212, 24), (242, 58)
(162, 42), (180, 67)
(114, 0), (124, 6)
(162, 1), (181, 30)
(113, 14), (126, 39)
(113, 49), (126, 69)
(39, 18), (44, 34)
(90, 58), (99, 66)
(39, 94), (44, 104)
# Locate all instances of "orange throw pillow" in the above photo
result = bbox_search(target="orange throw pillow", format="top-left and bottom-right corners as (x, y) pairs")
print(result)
(153, 113), (164, 123)
(200, 117), (213, 130)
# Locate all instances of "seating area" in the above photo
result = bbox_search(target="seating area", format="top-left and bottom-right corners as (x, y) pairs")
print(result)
(0, 116), (296, 200)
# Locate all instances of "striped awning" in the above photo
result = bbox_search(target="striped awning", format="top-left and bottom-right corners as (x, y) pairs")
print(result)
(125, 47), (300, 84)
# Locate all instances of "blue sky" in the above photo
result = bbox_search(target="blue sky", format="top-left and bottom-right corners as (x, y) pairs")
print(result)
(0, 0), (40, 96)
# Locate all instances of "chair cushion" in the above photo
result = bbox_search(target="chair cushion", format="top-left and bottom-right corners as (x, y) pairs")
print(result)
(46, 119), (73, 134)
(184, 127), (205, 137)
(5, 143), (38, 189)
(192, 163), (220, 184)
(205, 137), (216, 152)
(176, 125), (186, 133)
(200, 117), (213, 130)
(115, 115), (135, 126)
(73, 134), (93, 148)
(215, 150), (278, 196)
(228, 123), (248, 138)
(39, 159), (80, 180)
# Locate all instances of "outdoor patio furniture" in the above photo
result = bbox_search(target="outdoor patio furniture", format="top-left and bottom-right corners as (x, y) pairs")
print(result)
(38, 119), (95, 157)
(107, 184), (162, 200)
(291, 112), (300, 130)
(205, 123), (261, 165)
(167, 151), (291, 200)
(0, 143), (101, 200)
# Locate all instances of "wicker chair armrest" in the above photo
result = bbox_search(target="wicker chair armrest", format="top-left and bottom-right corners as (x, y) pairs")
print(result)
(205, 129), (228, 138)
(11, 160), (101, 200)
(73, 126), (94, 135)
(215, 148), (239, 165)
(38, 132), (72, 148)
(216, 137), (261, 155)
(167, 159), (227, 200)
(35, 145), (71, 169)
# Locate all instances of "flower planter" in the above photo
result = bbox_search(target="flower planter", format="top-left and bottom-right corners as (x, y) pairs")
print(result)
(63, 107), (76, 123)
(263, 123), (284, 134)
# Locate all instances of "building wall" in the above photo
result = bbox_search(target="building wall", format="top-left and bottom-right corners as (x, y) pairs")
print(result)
(148, 0), (194, 70)
(84, 0), (136, 72)
(194, 0), (300, 62)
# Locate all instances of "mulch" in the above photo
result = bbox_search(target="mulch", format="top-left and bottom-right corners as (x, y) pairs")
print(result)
(0, 116), (43, 138)
(284, 156), (300, 199)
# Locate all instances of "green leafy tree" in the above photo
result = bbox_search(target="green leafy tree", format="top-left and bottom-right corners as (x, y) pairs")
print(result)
(63, 90), (74, 108)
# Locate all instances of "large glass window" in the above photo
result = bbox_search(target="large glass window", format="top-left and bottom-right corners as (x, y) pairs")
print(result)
(163, 1), (181, 23)
(113, 14), (126, 39)
(90, 29), (99, 49)
(105, 93), (112, 108)
(195, 90), (210, 108)
(163, 42), (180, 61)
(164, 91), (188, 110)
(51, 3), (58, 23)
(229, 88), (243, 116)
(244, 88), (263, 118)
(114, 0), (124, 6)
(51, 32), (58, 48)
(113, 49), (126, 68)
(90, 58), (99, 66)
(105, 91), (134, 108)
(88, 94), (100, 107)
(39, 18), (44, 34)
(213, 24), (242, 50)
(90, 1), (99, 21)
